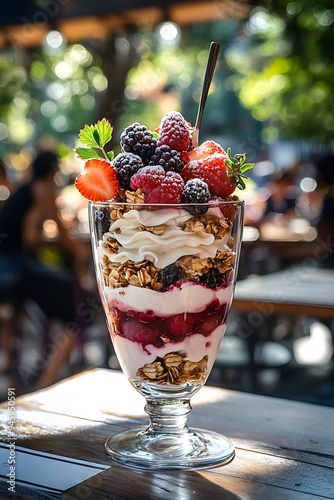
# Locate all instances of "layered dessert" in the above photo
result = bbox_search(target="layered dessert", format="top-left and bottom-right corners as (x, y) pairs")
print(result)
(98, 203), (235, 386)
(75, 111), (252, 390)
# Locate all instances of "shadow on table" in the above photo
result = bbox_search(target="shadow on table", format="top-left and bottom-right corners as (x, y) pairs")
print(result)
(70, 466), (241, 500)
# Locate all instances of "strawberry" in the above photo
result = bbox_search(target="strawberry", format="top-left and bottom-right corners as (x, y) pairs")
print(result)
(163, 313), (197, 339)
(210, 195), (238, 222)
(184, 140), (227, 162)
(220, 195), (239, 221)
(182, 141), (253, 197)
(75, 159), (120, 201)
(122, 319), (161, 346)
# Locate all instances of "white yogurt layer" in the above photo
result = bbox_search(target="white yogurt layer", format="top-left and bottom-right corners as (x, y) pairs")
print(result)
(105, 281), (234, 317)
(100, 206), (230, 269)
(112, 324), (226, 379)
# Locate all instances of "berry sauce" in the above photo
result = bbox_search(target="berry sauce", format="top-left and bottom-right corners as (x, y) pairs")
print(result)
(109, 299), (228, 353)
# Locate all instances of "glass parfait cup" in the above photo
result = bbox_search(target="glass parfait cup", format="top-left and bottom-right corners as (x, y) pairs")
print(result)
(89, 198), (244, 470)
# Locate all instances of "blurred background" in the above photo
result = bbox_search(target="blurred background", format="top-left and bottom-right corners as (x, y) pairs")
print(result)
(0, 0), (333, 405)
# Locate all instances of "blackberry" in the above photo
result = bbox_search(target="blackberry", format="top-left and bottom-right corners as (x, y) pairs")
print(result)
(120, 123), (157, 164)
(149, 145), (184, 173)
(113, 152), (143, 190)
(200, 268), (225, 289)
(159, 264), (184, 288)
(94, 207), (111, 238)
(182, 179), (210, 215)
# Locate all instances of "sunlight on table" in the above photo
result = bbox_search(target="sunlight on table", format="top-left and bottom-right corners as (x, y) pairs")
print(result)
(293, 321), (333, 365)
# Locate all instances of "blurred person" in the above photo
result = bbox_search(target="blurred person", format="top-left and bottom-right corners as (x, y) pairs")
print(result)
(0, 151), (90, 388)
(264, 169), (298, 220)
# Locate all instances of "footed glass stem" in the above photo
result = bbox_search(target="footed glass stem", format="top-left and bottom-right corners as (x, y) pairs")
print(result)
(105, 398), (235, 469)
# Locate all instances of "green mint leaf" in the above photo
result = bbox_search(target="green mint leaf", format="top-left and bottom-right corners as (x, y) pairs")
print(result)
(75, 147), (101, 160)
(78, 119), (113, 149)
(96, 118), (113, 146)
(79, 124), (100, 148)
(153, 131), (159, 139)
(107, 151), (115, 161)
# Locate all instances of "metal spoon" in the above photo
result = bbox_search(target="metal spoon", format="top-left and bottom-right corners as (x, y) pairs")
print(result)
(192, 41), (221, 148)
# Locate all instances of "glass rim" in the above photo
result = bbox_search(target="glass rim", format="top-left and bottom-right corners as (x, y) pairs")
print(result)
(88, 199), (245, 207)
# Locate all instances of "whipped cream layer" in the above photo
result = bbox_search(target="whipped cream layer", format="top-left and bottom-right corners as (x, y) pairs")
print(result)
(105, 281), (234, 317)
(113, 324), (226, 379)
(100, 206), (230, 269)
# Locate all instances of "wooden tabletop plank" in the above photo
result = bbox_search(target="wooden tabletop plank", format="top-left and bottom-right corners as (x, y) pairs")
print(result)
(234, 268), (334, 308)
(1, 369), (333, 499)
(64, 465), (334, 500)
(14, 370), (333, 462)
(1, 407), (333, 500)
(233, 267), (334, 317)
(232, 300), (334, 318)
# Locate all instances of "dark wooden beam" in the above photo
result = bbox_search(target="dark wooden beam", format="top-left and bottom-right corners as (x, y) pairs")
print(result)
(0, 1), (255, 48)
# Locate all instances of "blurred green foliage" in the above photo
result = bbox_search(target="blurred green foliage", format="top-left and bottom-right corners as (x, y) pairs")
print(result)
(0, 42), (107, 160)
(1, 0), (333, 170)
(118, 21), (259, 154)
(226, 0), (334, 146)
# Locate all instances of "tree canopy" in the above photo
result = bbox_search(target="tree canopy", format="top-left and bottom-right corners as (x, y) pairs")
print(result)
(1, 1), (333, 176)
(225, 0), (334, 146)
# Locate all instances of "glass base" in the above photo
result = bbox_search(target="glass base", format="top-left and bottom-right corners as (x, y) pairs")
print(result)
(105, 426), (235, 470)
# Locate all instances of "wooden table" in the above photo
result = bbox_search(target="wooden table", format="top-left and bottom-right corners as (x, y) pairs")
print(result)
(233, 267), (334, 319)
(241, 221), (318, 263)
(1, 368), (333, 499)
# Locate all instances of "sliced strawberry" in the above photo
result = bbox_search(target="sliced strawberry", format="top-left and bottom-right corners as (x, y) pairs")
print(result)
(75, 159), (120, 201)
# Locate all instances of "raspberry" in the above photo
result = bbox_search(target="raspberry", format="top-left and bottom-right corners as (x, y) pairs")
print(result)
(200, 268), (226, 289)
(149, 145), (184, 173)
(182, 178), (210, 215)
(159, 264), (184, 289)
(163, 313), (196, 339)
(113, 152), (143, 190)
(122, 319), (162, 347)
(130, 165), (184, 204)
(120, 123), (157, 163)
(130, 165), (163, 194)
(157, 111), (191, 152)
